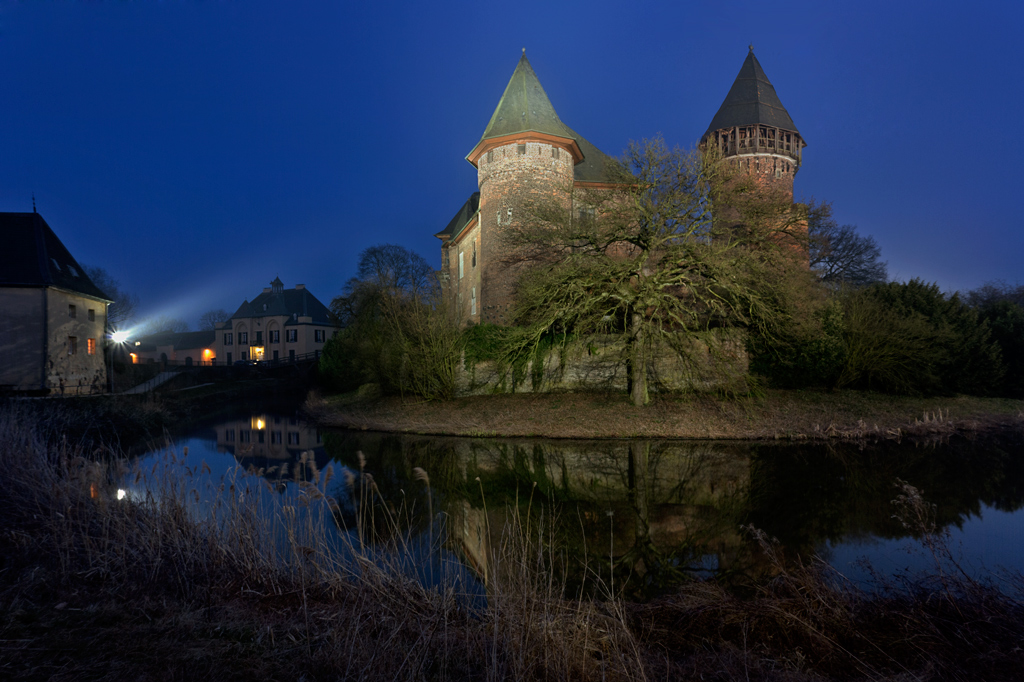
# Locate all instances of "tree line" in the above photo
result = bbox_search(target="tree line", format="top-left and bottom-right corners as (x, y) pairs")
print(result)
(320, 139), (1023, 403)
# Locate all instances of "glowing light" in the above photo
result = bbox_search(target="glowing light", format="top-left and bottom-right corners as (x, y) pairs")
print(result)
(256, 419), (265, 430)
(111, 330), (129, 344)
(117, 489), (127, 501)
(130, 353), (138, 364)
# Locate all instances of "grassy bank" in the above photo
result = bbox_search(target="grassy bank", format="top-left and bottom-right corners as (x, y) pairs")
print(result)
(306, 388), (1024, 441)
(3, 405), (1024, 680)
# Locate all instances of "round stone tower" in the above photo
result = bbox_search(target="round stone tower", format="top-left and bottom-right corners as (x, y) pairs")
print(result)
(465, 52), (585, 325)
(700, 47), (805, 200)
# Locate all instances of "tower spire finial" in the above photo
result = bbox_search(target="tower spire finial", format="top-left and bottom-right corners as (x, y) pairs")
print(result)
(749, 43), (754, 52)
(522, 47), (525, 55)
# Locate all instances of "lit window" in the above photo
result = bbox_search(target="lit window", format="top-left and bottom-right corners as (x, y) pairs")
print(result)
(87, 338), (96, 355)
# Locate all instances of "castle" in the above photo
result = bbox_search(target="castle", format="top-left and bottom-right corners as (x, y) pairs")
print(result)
(435, 47), (805, 326)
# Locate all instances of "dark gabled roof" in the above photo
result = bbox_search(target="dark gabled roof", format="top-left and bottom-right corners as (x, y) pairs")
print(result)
(569, 128), (617, 183)
(435, 192), (480, 240)
(230, 282), (334, 326)
(0, 212), (111, 301)
(704, 48), (801, 138)
(136, 330), (215, 352)
(477, 53), (576, 143)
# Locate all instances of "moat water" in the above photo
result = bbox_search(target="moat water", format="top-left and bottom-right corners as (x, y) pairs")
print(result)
(122, 408), (1024, 598)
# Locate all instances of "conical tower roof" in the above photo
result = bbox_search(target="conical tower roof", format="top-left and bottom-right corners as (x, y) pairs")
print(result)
(704, 48), (800, 139)
(476, 52), (576, 144)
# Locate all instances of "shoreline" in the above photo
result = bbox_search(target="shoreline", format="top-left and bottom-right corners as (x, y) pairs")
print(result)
(305, 389), (1024, 442)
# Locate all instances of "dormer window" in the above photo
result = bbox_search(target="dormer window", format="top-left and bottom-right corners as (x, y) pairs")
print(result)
(67, 265), (79, 277)
(51, 259), (61, 272)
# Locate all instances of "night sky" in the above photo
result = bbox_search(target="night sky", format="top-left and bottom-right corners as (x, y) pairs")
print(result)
(1, 0), (1020, 330)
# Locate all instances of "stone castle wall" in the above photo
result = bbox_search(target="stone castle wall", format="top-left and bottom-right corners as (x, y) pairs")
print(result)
(455, 329), (749, 397)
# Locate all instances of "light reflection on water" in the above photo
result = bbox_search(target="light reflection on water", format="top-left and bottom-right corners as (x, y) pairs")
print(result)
(128, 414), (1024, 598)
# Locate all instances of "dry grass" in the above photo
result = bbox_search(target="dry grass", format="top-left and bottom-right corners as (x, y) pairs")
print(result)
(306, 388), (1024, 441)
(3, 405), (1024, 680)
(0, 406), (646, 682)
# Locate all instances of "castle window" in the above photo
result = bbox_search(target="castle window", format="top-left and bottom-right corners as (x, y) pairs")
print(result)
(459, 251), (464, 279)
(472, 242), (477, 267)
(552, 147), (560, 159)
(287, 329), (297, 343)
(87, 338), (96, 355)
(88, 309), (95, 321)
(471, 287), (477, 316)
(68, 336), (77, 355)
(517, 144), (526, 155)
(487, 150), (493, 164)
(68, 304), (76, 318)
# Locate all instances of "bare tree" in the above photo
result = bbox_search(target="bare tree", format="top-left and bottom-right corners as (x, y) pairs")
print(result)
(198, 308), (230, 330)
(83, 265), (140, 331)
(807, 205), (887, 287)
(505, 137), (806, 406)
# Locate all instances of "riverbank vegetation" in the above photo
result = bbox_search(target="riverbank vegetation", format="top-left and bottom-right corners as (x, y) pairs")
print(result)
(3, 406), (1024, 680)
(318, 142), (1024, 408)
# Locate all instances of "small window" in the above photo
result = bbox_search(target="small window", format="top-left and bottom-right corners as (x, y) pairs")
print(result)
(68, 304), (76, 319)
(487, 150), (493, 163)
(552, 147), (560, 159)
(517, 144), (526, 155)
(257, 431), (265, 444)
(226, 429), (235, 442)
(88, 309), (95, 321)
(287, 432), (300, 445)
(271, 430), (282, 444)
(315, 329), (325, 343)
(239, 332), (248, 344)
(459, 251), (464, 279)
(67, 265), (79, 277)
(471, 287), (477, 316)
(270, 330), (279, 343)
(254, 331), (263, 345)
(472, 242), (477, 267)
(68, 336), (77, 355)
(51, 259), (62, 272)
(87, 338), (96, 355)
(240, 430), (251, 444)
(286, 329), (297, 343)
(224, 333), (233, 346)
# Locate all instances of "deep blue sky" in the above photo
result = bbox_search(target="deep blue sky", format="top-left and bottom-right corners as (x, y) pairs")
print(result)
(1, 0), (1020, 330)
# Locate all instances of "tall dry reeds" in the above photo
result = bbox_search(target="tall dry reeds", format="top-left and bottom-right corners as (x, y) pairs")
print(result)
(0, 406), (646, 681)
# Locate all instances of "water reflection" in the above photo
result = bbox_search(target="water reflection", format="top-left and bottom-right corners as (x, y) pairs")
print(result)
(133, 415), (1024, 598)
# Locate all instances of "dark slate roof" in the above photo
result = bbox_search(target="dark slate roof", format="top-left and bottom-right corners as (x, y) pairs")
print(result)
(435, 192), (480, 240)
(474, 53), (615, 183)
(230, 282), (334, 326)
(569, 128), (617, 183)
(0, 212), (111, 301)
(704, 49), (801, 138)
(136, 330), (215, 352)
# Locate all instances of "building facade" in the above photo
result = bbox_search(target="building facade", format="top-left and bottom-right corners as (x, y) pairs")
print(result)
(212, 277), (336, 364)
(0, 212), (111, 394)
(132, 330), (216, 366)
(436, 48), (804, 325)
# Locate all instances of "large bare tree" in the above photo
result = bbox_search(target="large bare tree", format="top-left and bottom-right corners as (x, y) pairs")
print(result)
(503, 138), (806, 406)
(807, 206), (887, 287)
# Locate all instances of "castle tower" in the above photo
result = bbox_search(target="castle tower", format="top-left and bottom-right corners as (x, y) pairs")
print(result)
(437, 52), (613, 325)
(700, 47), (805, 199)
